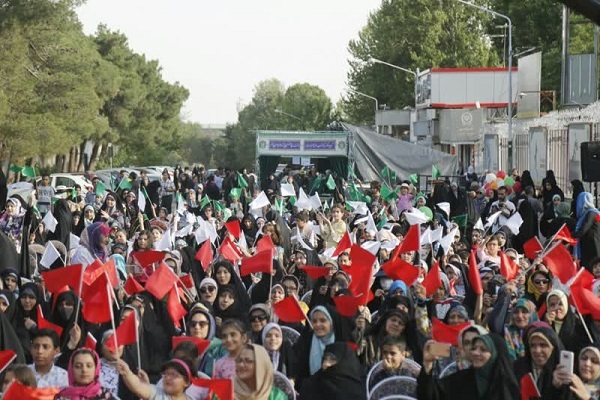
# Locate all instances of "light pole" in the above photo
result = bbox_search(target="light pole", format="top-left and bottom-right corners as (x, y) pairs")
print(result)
(369, 57), (419, 109)
(454, 0), (513, 168)
(346, 88), (379, 130)
(274, 109), (305, 130)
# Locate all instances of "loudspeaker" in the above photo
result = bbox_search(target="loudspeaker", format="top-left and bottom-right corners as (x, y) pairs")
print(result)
(581, 141), (600, 182)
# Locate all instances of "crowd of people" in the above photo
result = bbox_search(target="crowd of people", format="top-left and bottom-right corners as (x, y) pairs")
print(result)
(0, 164), (597, 399)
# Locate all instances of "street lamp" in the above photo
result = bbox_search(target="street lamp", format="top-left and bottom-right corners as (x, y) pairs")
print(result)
(346, 87), (378, 112)
(454, 0), (513, 168)
(274, 109), (305, 130)
(368, 57), (419, 109)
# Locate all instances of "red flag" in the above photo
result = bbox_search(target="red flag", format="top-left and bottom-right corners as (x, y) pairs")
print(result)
(84, 332), (97, 351)
(499, 251), (519, 281)
(195, 240), (213, 271)
(171, 336), (211, 356)
(571, 268), (595, 289)
(107, 310), (137, 353)
(218, 236), (242, 263)
(167, 286), (187, 328)
(240, 250), (273, 276)
(422, 262), (442, 297)
(41, 264), (83, 294)
(256, 235), (277, 257)
(37, 306), (63, 338)
(347, 341), (359, 351)
(224, 220), (241, 239)
(381, 257), (420, 286)
(520, 372), (541, 400)
(468, 251), (483, 296)
(191, 378), (233, 400)
(3, 381), (60, 400)
(553, 224), (578, 245)
(570, 285), (600, 319)
(398, 224), (420, 253)
(332, 231), (352, 256)
(272, 296), (306, 323)
(333, 294), (365, 317)
(300, 266), (330, 279)
(144, 262), (178, 300)
(179, 274), (195, 289)
(542, 242), (577, 284)
(537, 302), (547, 320)
(345, 244), (376, 274)
(523, 237), (543, 260)
(0, 350), (16, 374)
(123, 274), (144, 296)
(132, 250), (165, 268)
(346, 245), (376, 306)
(431, 318), (471, 346)
(84, 258), (119, 288)
(82, 273), (112, 324)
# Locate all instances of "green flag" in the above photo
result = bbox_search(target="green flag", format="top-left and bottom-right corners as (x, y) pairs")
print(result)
(275, 198), (284, 213)
(310, 177), (322, 193)
(326, 175), (336, 190)
(432, 165), (441, 180)
(199, 196), (210, 209)
(348, 164), (356, 179)
(9, 165), (21, 173)
(288, 196), (297, 206)
(71, 186), (77, 199)
(380, 184), (396, 202)
(237, 174), (248, 188)
(21, 166), (36, 178)
(323, 201), (330, 211)
(348, 182), (362, 201)
(381, 166), (397, 181)
(452, 214), (468, 227)
(213, 200), (224, 212)
(376, 213), (389, 230)
(141, 185), (150, 200)
(118, 178), (132, 190)
(409, 174), (418, 185)
(229, 188), (242, 199)
(95, 182), (106, 197)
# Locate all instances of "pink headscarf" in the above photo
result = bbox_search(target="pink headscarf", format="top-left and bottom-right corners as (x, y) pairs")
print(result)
(57, 348), (102, 399)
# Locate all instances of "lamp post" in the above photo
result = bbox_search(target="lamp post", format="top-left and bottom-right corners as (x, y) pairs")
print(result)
(369, 57), (419, 109)
(346, 88), (379, 131)
(454, 0), (513, 168)
(274, 109), (305, 130)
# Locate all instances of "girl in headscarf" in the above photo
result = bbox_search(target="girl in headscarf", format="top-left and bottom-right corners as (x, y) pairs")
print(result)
(213, 284), (246, 327)
(571, 346), (600, 400)
(542, 172), (565, 207)
(524, 269), (553, 308)
(186, 305), (227, 376)
(544, 289), (590, 355)
(299, 342), (367, 400)
(11, 282), (43, 363)
(493, 297), (538, 360)
(46, 199), (73, 250)
(573, 192), (600, 270)
(98, 192), (124, 228)
(262, 323), (297, 381)
(71, 222), (110, 265)
(571, 179), (586, 218)
(514, 322), (564, 398)
(234, 343), (287, 400)
(56, 348), (117, 399)
(417, 333), (519, 400)
(49, 290), (85, 352)
(0, 198), (24, 249)
(213, 260), (251, 313)
(73, 205), (95, 236)
(293, 305), (352, 386)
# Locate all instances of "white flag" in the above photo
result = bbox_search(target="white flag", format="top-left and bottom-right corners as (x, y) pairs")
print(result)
(291, 234), (312, 251)
(439, 226), (459, 255)
(405, 207), (430, 225)
(238, 232), (248, 252)
(310, 193), (322, 210)
(280, 183), (296, 197)
(484, 211), (502, 229)
(69, 233), (80, 251)
(431, 226), (444, 243)
(40, 241), (61, 268)
(137, 189), (146, 212)
(474, 218), (484, 231)
(154, 229), (172, 251)
(42, 211), (58, 233)
(420, 227), (432, 245)
(366, 212), (378, 236)
(437, 202), (451, 218)
(502, 212), (523, 235)
(249, 191), (270, 210)
(295, 188), (312, 210)
(346, 201), (369, 215)
(361, 240), (381, 255)
(174, 224), (194, 238)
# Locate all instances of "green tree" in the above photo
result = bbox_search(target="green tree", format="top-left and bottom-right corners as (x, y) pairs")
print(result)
(345, 0), (499, 124)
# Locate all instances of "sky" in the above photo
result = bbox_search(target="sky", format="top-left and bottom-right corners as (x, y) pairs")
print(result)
(76, 0), (381, 125)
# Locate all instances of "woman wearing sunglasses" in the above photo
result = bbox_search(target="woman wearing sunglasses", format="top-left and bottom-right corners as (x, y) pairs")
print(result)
(186, 305), (227, 377)
(198, 278), (218, 306)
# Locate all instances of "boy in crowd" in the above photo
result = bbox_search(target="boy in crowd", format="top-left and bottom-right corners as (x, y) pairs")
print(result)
(28, 328), (68, 388)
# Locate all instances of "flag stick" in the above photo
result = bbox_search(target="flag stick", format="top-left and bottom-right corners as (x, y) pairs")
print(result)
(107, 283), (120, 361)
(135, 312), (142, 371)
(576, 307), (595, 344)
(73, 264), (86, 327)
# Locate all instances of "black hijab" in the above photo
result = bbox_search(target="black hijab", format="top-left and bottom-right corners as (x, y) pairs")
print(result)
(11, 282), (44, 361)
(213, 260), (251, 313)
(213, 284), (246, 322)
(49, 290), (85, 350)
(299, 341), (366, 400)
(46, 199), (73, 250)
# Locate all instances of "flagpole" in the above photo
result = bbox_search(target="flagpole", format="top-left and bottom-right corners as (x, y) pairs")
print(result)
(542, 223), (566, 253)
(136, 312), (142, 371)
(73, 264), (86, 327)
(576, 307), (595, 343)
(107, 283), (120, 361)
